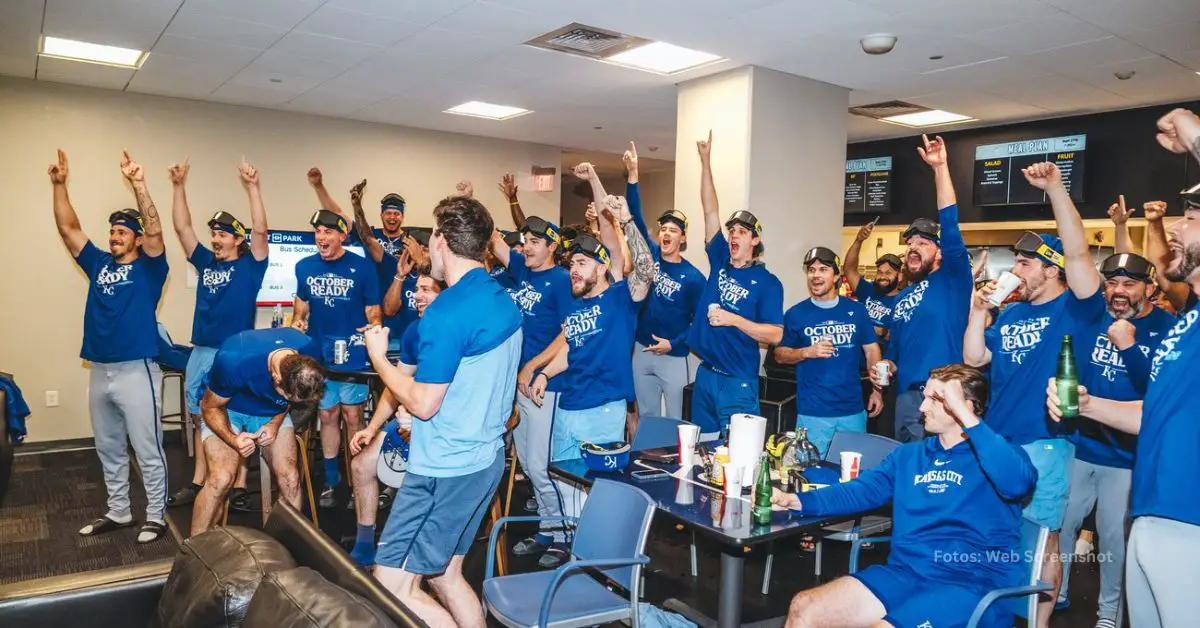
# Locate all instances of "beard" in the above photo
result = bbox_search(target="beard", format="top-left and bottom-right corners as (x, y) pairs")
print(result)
(571, 273), (598, 297)
(1106, 294), (1144, 320)
(903, 257), (935, 284)
(874, 276), (897, 293)
(1165, 242), (1200, 282)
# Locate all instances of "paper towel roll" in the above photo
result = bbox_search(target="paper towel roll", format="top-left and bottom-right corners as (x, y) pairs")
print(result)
(728, 413), (768, 486)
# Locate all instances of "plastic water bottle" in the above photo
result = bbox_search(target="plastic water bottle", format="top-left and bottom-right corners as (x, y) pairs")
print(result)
(272, 305), (282, 328)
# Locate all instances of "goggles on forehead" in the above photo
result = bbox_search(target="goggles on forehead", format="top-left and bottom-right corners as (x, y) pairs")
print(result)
(569, 234), (611, 267)
(1012, 232), (1065, 269)
(1100, 253), (1155, 283)
(659, 209), (689, 232)
(108, 209), (144, 234)
(803, 246), (841, 274)
(521, 216), (561, 245)
(207, 210), (247, 238)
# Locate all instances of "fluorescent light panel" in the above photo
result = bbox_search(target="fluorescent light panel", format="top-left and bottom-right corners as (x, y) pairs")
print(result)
(444, 101), (532, 121)
(605, 41), (723, 75)
(40, 36), (146, 68)
(881, 109), (975, 128)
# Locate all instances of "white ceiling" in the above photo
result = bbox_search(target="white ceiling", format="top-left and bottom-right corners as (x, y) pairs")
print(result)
(3, 0), (1200, 158)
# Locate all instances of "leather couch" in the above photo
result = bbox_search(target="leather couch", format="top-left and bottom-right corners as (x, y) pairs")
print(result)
(0, 372), (13, 509)
(0, 503), (427, 628)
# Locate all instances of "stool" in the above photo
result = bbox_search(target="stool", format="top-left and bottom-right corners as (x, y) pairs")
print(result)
(160, 367), (192, 456)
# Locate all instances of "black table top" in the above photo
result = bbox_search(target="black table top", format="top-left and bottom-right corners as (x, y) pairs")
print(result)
(550, 457), (850, 546)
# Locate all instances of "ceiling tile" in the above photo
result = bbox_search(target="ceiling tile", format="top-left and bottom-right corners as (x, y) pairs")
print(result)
(269, 31), (384, 65)
(175, 0), (323, 29)
(209, 82), (296, 107)
(43, 0), (182, 51)
(150, 33), (262, 69)
(992, 75), (1131, 112)
(1067, 55), (1199, 98)
(0, 0), (44, 58)
(37, 56), (135, 89)
(1020, 36), (1157, 75)
(1120, 21), (1200, 58)
(283, 87), (395, 117)
(960, 13), (1111, 55)
(430, 1), (565, 40)
(383, 27), (510, 67)
(1043, 0), (1200, 35)
(326, 0), (475, 27)
(293, 4), (423, 47)
(165, 9), (289, 49)
(127, 51), (232, 95)
(234, 50), (355, 85)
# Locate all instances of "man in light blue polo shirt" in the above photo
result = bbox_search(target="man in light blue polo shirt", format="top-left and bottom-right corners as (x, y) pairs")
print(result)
(365, 195), (521, 628)
(51, 150), (171, 544)
(165, 159), (269, 509)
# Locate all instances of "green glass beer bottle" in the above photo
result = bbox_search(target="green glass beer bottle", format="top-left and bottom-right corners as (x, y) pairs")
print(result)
(1056, 335), (1079, 429)
(753, 454), (773, 526)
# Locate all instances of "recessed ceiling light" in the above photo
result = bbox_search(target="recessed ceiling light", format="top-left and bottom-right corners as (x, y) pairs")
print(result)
(604, 41), (723, 75)
(880, 109), (975, 128)
(444, 101), (532, 121)
(39, 36), (147, 69)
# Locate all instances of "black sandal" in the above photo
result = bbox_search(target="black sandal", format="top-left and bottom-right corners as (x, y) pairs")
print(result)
(138, 521), (167, 544)
(228, 487), (252, 511)
(78, 516), (136, 537)
(167, 485), (199, 507)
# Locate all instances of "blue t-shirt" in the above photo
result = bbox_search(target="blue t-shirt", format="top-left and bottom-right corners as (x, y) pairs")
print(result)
(399, 318), (420, 367)
(188, 246), (268, 348)
(984, 290), (1094, 445)
(489, 263), (516, 291)
(1134, 307), (1200, 525)
(559, 281), (640, 411)
(1074, 298), (1175, 469)
(74, 242), (169, 363)
(207, 328), (320, 417)
(781, 297), (877, 417)
(853, 280), (900, 331)
(507, 249), (574, 392)
(625, 181), (707, 357)
(885, 204), (973, 390)
(294, 251), (380, 372)
(373, 227), (404, 257)
(686, 232), (785, 380)
(410, 268), (522, 477)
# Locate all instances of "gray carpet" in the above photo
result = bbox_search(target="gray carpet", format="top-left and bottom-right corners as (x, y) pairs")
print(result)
(0, 449), (179, 584)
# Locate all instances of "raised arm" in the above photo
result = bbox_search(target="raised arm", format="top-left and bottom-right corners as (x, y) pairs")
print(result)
(307, 167), (351, 225)
(697, 131), (720, 244)
(963, 283), (994, 367)
(121, 151), (165, 257)
(1108, 195), (1135, 255)
(382, 252), (414, 317)
(844, 222), (873, 291)
(610, 195), (654, 301)
(1023, 162), (1100, 297)
(489, 231), (512, 268)
(48, 150), (88, 256)
(238, 159), (269, 261)
(167, 161), (199, 257)
(1143, 201), (1191, 311)
(348, 179), (383, 263)
(498, 174), (526, 229)
(918, 134), (956, 209)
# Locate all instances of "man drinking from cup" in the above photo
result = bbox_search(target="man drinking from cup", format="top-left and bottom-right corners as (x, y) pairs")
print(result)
(774, 364), (1036, 628)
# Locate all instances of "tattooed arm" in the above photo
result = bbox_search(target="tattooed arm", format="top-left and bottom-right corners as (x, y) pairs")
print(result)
(616, 197), (655, 302)
(121, 151), (165, 257)
(349, 179), (384, 263)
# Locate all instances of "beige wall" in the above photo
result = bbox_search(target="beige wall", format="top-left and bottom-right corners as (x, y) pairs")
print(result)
(0, 77), (563, 442)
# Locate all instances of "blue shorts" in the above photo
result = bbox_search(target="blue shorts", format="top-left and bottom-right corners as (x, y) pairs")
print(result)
(853, 563), (1007, 628)
(550, 400), (627, 463)
(691, 364), (759, 435)
(1020, 438), (1075, 531)
(319, 380), (369, 410)
(374, 451), (503, 575)
(201, 409), (294, 442)
(184, 346), (219, 415)
(797, 411), (867, 456)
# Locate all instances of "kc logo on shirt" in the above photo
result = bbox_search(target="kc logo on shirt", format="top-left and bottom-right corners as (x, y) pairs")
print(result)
(201, 266), (234, 294)
(1151, 309), (1198, 381)
(717, 269), (750, 309)
(96, 263), (132, 296)
(565, 304), (603, 348)
(998, 316), (1051, 364)
(1090, 332), (1150, 382)
(891, 280), (928, 324)
(307, 274), (355, 307)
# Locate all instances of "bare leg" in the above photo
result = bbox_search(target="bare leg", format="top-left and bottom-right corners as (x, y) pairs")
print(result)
(351, 432), (385, 526)
(191, 437), (240, 536)
(234, 460), (248, 489)
(319, 406), (342, 460)
(785, 576), (887, 628)
(1037, 530), (1063, 628)
(342, 403), (365, 434)
(265, 427), (300, 510)
(189, 421), (207, 485)
(428, 555), (486, 628)
(374, 565), (456, 628)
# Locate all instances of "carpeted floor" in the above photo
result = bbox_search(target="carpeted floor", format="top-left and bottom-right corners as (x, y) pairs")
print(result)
(0, 449), (179, 585)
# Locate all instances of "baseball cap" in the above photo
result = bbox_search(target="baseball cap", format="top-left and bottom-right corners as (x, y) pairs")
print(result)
(309, 209), (349, 234)
(569, 233), (611, 267)
(207, 210), (247, 238)
(521, 216), (562, 246)
(375, 421), (410, 489)
(876, 253), (902, 271)
(1012, 232), (1065, 269)
(658, 210), (688, 232)
(1100, 252), (1156, 283)
(380, 193), (405, 213)
(902, 218), (940, 245)
(803, 246), (842, 274)
(108, 208), (144, 235)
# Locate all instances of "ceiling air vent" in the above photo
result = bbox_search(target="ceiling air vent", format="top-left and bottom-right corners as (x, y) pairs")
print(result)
(526, 23), (651, 60)
(849, 100), (930, 120)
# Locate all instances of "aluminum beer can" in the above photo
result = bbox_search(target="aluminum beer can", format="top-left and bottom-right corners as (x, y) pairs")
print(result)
(874, 361), (891, 386)
(333, 339), (349, 365)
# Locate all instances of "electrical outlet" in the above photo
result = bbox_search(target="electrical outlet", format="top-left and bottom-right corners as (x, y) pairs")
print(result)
(45, 390), (60, 407)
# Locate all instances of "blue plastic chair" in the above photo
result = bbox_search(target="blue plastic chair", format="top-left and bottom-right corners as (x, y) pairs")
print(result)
(848, 518), (1054, 627)
(483, 479), (655, 628)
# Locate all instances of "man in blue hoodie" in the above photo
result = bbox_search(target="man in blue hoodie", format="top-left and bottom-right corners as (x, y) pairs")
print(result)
(775, 363), (1037, 628)
(870, 136), (973, 445)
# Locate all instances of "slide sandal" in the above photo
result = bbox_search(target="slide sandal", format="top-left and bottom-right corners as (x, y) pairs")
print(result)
(78, 516), (136, 537)
(138, 521), (168, 544)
